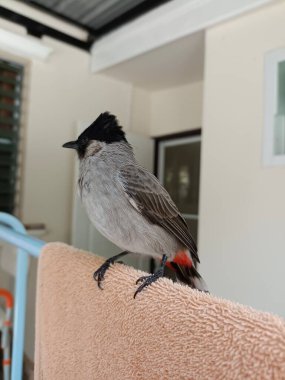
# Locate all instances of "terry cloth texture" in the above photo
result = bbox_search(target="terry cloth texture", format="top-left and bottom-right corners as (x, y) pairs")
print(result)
(34, 243), (285, 380)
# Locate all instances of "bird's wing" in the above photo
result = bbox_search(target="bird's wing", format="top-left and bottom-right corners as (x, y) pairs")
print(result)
(118, 164), (199, 265)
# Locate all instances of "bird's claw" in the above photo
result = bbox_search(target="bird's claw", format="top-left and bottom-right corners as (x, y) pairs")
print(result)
(93, 261), (112, 289)
(93, 251), (129, 290)
(134, 270), (163, 298)
(135, 275), (149, 285)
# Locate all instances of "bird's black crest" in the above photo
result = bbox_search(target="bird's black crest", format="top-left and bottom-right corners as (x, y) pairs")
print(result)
(78, 112), (127, 144)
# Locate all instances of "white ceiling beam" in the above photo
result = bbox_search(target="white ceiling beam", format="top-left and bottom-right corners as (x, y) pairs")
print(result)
(91, 0), (273, 73)
(0, 28), (53, 61)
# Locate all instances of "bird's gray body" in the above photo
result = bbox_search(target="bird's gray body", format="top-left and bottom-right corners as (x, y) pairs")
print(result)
(63, 111), (207, 293)
(79, 141), (186, 261)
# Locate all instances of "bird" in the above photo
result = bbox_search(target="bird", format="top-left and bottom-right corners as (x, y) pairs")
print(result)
(63, 112), (208, 298)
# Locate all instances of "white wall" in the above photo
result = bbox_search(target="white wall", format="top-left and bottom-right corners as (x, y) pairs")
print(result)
(129, 81), (204, 138)
(130, 87), (151, 136)
(199, 1), (285, 316)
(150, 81), (203, 136)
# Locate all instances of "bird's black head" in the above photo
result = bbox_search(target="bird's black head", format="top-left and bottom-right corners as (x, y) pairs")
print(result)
(62, 112), (127, 158)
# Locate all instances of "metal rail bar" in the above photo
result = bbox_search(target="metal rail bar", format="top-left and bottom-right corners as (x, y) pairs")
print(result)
(0, 212), (45, 380)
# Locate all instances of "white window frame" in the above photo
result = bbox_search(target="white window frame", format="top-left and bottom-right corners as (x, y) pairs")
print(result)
(263, 48), (285, 167)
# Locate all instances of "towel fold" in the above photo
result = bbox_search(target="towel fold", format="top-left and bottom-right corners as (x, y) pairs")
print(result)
(35, 243), (285, 380)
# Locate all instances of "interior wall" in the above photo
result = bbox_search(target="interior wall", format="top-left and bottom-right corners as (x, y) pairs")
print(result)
(150, 81), (203, 136)
(130, 87), (151, 136)
(199, 1), (285, 316)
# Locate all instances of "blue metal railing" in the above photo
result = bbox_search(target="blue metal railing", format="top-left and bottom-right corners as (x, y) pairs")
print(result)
(0, 212), (45, 380)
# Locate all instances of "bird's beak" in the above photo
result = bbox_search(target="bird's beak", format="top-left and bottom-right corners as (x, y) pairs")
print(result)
(62, 140), (78, 149)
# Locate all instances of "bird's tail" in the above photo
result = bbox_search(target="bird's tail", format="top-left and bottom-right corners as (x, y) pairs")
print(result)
(166, 250), (208, 292)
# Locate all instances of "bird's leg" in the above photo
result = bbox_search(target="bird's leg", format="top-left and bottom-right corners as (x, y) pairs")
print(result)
(134, 254), (168, 298)
(93, 251), (129, 289)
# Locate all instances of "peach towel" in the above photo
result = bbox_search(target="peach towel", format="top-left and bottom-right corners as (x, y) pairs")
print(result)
(34, 243), (285, 380)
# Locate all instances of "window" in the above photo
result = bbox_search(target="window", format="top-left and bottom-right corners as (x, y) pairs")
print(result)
(263, 48), (285, 166)
(0, 59), (24, 214)
(155, 130), (201, 242)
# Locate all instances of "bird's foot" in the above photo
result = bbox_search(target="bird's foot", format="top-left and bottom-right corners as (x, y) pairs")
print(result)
(134, 268), (165, 298)
(93, 259), (113, 289)
(93, 251), (128, 289)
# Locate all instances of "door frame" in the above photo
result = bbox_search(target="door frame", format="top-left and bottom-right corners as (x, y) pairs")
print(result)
(153, 128), (201, 176)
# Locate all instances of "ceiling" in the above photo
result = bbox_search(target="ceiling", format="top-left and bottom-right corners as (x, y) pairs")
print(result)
(101, 31), (205, 91)
(20, 0), (171, 37)
(11, 0), (204, 90)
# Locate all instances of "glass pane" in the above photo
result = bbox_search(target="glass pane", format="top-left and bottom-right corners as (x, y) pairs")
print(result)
(274, 61), (285, 155)
(277, 61), (285, 114)
(163, 140), (201, 215)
